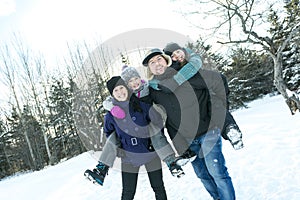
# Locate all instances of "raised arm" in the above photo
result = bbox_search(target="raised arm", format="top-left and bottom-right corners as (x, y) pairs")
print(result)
(102, 96), (125, 119)
(173, 48), (203, 85)
(158, 48), (203, 93)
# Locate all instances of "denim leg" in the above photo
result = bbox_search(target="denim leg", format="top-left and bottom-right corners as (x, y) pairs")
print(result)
(201, 129), (236, 200)
(190, 141), (220, 199)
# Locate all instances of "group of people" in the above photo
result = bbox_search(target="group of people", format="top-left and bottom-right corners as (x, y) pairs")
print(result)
(84, 42), (244, 200)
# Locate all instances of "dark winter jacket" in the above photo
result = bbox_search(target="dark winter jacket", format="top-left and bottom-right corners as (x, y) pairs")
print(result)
(197, 69), (227, 130)
(149, 67), (212, 143)
(171, 62), (227, 134)
(103, 96), (162, 167)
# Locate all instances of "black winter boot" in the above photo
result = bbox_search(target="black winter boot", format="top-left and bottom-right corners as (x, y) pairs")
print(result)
(164, 155), (185, 178)
(167, 161), (185, 178)
(84, 162), (109, 186)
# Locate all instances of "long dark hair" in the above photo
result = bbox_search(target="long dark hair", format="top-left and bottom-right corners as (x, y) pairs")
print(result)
(129, 95), (143, 113)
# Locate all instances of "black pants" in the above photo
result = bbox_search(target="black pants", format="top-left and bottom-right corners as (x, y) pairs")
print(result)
(121, 156), (167, 200)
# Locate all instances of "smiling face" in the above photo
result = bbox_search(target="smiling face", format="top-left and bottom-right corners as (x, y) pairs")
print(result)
(171, 49), (186, 63)
(127, 76), (142, 91)
(112, 85), (128, 102)
(148, 55), (168, 75)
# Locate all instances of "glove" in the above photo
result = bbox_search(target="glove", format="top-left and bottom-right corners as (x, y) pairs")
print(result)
(111, 105), (126, 119)
(158, 78), (179, 93)
(103, 96), (114, 111)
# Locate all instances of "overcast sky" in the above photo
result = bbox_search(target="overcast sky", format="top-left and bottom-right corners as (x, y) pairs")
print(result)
(0, 0), (205, 112)
(0, 0), (202, 62)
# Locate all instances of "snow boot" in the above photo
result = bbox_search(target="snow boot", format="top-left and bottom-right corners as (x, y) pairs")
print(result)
(84, 162), (109, 186)
(167, 161), (185, 178)
(164, 156), (185, 178)
(176, 148), (197, 166)
(225, 124), (244, 150)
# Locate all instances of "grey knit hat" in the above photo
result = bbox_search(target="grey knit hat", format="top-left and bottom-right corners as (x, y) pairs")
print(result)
(121, 66), (141, 84)
(163, 42), (182, 56)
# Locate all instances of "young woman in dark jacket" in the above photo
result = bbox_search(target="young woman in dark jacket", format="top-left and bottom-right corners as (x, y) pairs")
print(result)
(102, 76), (168, 200)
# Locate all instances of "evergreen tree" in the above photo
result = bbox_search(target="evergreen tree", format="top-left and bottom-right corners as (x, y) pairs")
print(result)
(4, 106), (37, 174)
(187, 40), (276, 109)
(0, 119), (10, 179)
(268, 0), (300, 91)
(121, 53), (130, 65)
(72, 72), (108, 153)
(5, 107), (26, 171)
(21, 105), (45, 170)
(48, 78), (84, 162)
(180, 0), (300, 114)
(223, 48), (276, 109)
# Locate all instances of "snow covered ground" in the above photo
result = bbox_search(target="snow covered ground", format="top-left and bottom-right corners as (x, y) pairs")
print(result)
(1, 95), (300, 200)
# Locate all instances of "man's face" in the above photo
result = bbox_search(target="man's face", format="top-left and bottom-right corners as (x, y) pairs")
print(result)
(171, 49), (186, 63)
(127, 76), (142, 91)
(148, 55), (168, 75)
(112, 85), (128, 101)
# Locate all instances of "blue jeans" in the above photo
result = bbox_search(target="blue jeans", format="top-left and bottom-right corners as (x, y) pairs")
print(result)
(190, 128), (235, 200)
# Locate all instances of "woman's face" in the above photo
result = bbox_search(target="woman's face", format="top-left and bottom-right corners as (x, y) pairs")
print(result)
(148, 55), (168, 75)
(112, 85), (128, 101)
(171, 49), (186, 63)
(127, 77), (142, 91)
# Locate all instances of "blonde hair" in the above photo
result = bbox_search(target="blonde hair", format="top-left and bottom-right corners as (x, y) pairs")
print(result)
(147, 67), (154, 80)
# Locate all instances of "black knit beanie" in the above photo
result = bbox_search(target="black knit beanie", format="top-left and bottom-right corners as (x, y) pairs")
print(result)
(163, 42), (182, 56)
(106, 76), (126, 95)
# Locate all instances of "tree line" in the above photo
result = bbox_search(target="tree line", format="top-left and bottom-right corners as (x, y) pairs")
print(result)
(177, 0), (300, 113)
(0, 0), (299, 180)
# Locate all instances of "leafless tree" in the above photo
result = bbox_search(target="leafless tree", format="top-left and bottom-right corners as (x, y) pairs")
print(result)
(0, 43), (37, 168)
(65, 40), (111, 152)
(11, 34), (54, 165)
(176, 0), (300, 114)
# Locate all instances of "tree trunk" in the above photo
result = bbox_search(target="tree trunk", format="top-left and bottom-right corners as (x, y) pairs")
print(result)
(273, 56), (300, 115)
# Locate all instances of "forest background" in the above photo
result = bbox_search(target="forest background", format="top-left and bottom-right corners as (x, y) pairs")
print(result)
(0, 0), (299, 179)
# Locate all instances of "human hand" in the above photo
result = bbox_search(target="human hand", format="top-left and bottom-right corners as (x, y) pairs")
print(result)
(103, 96), (114, 111)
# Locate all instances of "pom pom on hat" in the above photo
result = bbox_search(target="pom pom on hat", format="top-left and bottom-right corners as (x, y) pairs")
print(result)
(122, 65), (129, 71)
(121, 66), (141, 84)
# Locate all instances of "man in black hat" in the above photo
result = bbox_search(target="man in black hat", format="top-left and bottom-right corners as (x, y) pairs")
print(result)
(143, 48), (236, 200)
